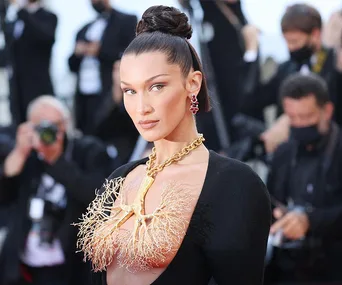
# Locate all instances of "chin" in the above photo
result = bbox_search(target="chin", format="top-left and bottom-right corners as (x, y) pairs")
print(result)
(139, 132), (163, 143)
(137, 128), (167, 143)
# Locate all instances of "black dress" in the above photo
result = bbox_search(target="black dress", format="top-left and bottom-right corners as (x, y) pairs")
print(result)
(91, 150), (271, 285)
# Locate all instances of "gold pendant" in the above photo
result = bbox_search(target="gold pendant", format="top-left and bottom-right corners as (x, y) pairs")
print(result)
(107, 175), (154, 236)
(133, 175), (155, 214)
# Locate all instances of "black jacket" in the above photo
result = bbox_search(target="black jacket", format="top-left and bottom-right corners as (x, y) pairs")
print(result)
(243, 48), (342, 126)
(268, 123), (342, 239)
(5, 8), (57, 123)
(90, 97), (139, 163)
(68, 8), (137, 97)
(0, 135), (120, 284)
(266, 123), (342, 281)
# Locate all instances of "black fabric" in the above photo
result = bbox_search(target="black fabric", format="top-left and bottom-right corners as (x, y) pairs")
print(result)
(18, 263), (68, 285)
(242, 48), (342, 127)
(91, 150), (271, 285)
(0, 135), (121, 285)
(198, 1), (254, 145)
(286, 135), (330, 206)
(68, 9), (137, 134)
(89, 95), (139, 163)
(266, 124), (342, 283)
(4, 8), (57, 125)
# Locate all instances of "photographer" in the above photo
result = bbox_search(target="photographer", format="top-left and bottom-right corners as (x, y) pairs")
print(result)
(0, 96), (120, 285)
(265, 73), (342, 284)
(4, 0), (57, 125)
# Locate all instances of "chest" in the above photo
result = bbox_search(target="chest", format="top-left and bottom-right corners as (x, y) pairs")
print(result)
(79, 164), (207, 274)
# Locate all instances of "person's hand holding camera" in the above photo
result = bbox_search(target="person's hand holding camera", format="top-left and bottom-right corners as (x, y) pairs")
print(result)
(33, 129), (64, 165)
(4, 122), (34, 177)
(270, 209), (310, 240)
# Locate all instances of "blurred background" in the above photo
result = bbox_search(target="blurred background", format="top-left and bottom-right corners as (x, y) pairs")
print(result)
(1, 0), (341, 121)
(1, 0), (342, 284)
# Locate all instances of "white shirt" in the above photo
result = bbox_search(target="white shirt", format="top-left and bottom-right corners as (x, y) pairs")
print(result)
(299, 54), (318, 75)
(79, 17), (108, 95)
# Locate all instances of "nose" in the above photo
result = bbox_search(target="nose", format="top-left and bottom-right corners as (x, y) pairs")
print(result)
(136, 93), (153, 115)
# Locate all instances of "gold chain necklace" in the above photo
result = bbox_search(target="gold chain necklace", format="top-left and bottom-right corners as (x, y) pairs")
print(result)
(108, 134), (205, 233)
(75, 134), (206, 272)
(146, 133), (205, 177)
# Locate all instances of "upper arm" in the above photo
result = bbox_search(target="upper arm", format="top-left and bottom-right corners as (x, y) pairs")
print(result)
(206, 162), (271, 284)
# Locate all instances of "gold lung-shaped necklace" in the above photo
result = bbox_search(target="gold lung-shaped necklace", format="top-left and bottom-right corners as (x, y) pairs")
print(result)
(75, 134), (205, 272)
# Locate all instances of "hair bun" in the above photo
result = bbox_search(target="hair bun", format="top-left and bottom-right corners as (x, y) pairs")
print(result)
(136, 5), (192, 39)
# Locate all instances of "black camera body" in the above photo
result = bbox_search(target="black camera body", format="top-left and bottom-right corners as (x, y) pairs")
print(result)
(35, 120), (59, 145)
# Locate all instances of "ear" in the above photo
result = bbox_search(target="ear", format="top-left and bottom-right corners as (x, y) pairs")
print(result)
(323, 102), (334, 121)
(185, 70), (202, 97)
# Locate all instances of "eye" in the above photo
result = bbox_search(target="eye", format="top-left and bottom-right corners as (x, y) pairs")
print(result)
(150, 84), (165, 92)
(123, 89), (136, 95)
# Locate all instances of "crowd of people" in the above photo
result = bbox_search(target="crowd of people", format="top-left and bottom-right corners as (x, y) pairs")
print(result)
(0, 0), (341, 284)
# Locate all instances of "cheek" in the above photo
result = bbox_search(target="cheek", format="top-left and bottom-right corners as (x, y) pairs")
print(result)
(123, 96), (135, 118)
(157, 92), (186, 118)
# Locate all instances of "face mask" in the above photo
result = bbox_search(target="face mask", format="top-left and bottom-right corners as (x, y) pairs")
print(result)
(290, 124), (322, 146)
(92, 1), (106, 14)
(290, 44), (314, 64)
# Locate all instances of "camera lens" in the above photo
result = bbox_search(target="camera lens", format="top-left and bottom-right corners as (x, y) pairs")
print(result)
(35, 121), (58, 145)
(40, 128), (57, 145)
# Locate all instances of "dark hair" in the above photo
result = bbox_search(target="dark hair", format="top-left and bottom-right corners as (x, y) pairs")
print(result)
(280, 73), (330, 107)
(123, 5), (211, 113)
(281, 4), (322, 34)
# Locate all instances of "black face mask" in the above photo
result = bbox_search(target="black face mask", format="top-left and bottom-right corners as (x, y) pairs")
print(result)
(290, 44), (314, 64)
(290, 124), (322, 146)
(92, 1), (106, 14)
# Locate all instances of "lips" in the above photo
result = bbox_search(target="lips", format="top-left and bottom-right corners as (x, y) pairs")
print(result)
(138, 120), (159, 130)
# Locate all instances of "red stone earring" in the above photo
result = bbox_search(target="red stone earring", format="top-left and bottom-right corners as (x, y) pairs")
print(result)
(190, 94), (199, 115)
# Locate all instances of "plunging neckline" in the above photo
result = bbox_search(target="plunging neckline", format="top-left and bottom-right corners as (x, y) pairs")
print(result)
(113, 150), (213, 285)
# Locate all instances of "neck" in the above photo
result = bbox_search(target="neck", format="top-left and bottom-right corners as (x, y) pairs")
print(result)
(153, 115), (205, 164)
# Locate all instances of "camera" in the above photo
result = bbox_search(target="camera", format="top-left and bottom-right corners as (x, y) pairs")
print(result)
(35, 120), (58, 145)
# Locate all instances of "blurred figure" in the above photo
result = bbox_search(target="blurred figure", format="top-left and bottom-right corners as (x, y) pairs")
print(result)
(265, 73), (342, 284)
(90, 60), (139, 163)
(0, 125), (15, 255)
(0, 96), (120, 285)
(250, 4), (342, 154)
(68, 0), (137, 135)
(4, 0), (57, 125)
(187, 0), (260, 152)
(322, 8), (342, 51)
(199, 0), (255, 131)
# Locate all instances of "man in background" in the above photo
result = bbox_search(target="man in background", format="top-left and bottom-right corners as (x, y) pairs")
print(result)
(68, 0), (137, 135)
(4, 0), (57, 125)
(0, 96), (120, 285)
(266, 73), (342, 284)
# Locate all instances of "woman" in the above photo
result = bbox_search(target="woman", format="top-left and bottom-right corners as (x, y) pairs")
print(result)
(76, 5), (271, 285)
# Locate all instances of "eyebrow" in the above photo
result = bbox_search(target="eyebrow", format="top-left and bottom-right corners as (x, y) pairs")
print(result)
(121, 74), (170, 85)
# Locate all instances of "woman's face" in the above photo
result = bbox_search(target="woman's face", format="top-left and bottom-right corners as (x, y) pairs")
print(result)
(120, 51), (197, 142)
